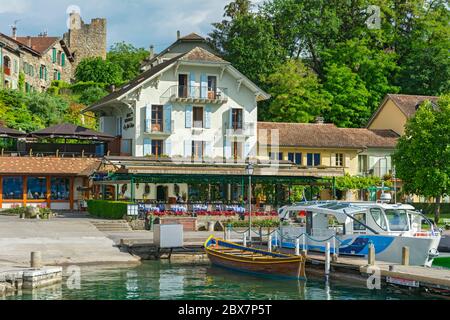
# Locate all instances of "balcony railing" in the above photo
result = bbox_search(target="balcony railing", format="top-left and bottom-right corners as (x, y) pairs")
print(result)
(144, 120), (174, 135)
(162, 85), (228, 104)
(225, 122), (255, 137)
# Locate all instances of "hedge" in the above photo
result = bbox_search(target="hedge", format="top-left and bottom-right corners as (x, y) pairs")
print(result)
(412, 203), (450, 215)
(87, 200), (132, 219)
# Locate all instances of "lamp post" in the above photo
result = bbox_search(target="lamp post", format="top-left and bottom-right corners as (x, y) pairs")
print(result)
(246, 162), (255, 246)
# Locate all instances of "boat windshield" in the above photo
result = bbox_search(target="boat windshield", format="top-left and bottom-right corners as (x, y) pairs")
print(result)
(385, 209), (410, 231)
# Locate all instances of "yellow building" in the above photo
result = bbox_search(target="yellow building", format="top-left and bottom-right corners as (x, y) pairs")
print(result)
(258, 122), (399, 200)
(367, 94), (438, 135)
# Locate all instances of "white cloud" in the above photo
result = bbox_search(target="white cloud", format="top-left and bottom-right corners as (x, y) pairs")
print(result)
(0, 0), (29, 14)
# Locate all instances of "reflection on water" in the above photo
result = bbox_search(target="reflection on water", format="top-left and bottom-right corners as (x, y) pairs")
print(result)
(8, 261), (438, 300)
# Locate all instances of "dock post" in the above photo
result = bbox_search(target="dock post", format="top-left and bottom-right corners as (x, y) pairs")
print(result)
(368, 243), (376, 266)
(332, 236), (336, 255)
(268, 234), (272, 252)
(302, 234), (307, 254)
(325, 242), (331, 277)
(274, 231), (278, 249)
(295, 238), (300, 256)
(243, 234), (247, 247)
(402, 247), (410, 266)
(31, 251), (42, 268)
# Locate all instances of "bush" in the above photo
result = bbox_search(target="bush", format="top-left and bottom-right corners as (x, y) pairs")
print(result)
(87, 200), (132, 219)
(413, 203), (450, 215)
(225, 219), (281, 228)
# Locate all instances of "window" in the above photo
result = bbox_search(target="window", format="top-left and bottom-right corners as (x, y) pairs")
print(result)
(335, 153), (344, 167)
(232, 141), (243, 161)
(2, 177), (23, 200)
(370, 208), (387, 231)
(269, 152), (283, 161)
(53, 70), (59, 81)
(151, 105), (164, 132)
(231, 109), (243, 130)
(152, 140), (163, 157)
(52, 48), (57, 63)
(288, 153), (302, 165)
(207, 76), (217, 99)
(353, 212), (367, 231)
(51, 178), (70, 200)
(178, 74), (188, 98)
(57, 51), (62, 65)
(358, 155), (368, 174)
(385, 209), (409, 232)
(307, 153), (321, 167)
(192, 141), (204, 159)
(39, 65), (47, 80)
(27, 177), (47, 200)
(193, 107), (203, 128)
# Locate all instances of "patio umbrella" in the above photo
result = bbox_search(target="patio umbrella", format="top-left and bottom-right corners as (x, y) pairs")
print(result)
(29, 123), (115, 141)
(0, 125), (27, 138)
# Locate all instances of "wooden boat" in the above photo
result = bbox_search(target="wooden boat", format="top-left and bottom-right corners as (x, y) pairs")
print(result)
(204, 236), (306, 280)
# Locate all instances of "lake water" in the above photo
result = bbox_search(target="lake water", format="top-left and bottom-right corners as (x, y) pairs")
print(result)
(9, 261), (438, 300)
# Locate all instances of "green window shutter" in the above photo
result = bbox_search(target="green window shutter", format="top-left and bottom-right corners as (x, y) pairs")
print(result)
(58, 72), (61, 80)
(39, 66), (42, 79)
(61, 53), (65, 67)
(44, 67), (47, 80)
(52, 48), (57, 63)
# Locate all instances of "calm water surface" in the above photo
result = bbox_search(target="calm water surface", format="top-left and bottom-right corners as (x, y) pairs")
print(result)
(9, 261), (438, 300)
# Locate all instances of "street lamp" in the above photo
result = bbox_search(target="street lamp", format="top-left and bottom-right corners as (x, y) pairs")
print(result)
(245, 162), (255, 246)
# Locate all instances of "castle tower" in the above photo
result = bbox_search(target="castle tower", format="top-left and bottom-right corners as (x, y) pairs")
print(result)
(63, 12), (107, 69)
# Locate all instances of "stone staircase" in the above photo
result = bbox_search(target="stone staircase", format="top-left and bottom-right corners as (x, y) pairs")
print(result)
(91, 220), (132, 232)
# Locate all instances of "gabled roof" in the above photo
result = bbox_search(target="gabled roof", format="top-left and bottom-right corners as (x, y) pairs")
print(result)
(258, 122), (399, 149)
(0, 32), (41, 56)
(179, 33), (206, 41)
(367, 94), (439, 127)
(85, 47), (270, 112)
(16, 36), (60, 54)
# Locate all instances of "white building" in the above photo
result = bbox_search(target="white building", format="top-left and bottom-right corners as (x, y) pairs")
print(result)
(86, 46), (269, 162)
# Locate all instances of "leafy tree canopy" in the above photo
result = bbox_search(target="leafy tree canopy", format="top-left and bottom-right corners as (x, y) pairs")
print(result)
(75, 57), (123, 85)
(393, 95), (450, 222)
(107, 42), (150, 82)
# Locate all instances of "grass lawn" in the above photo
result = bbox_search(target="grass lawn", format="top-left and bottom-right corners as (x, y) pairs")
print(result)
(433, 257), (450, 269)
(424, 213), (450, 228)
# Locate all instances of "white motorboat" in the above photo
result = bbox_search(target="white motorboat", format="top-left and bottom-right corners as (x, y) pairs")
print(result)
(276, 201), (441, 267)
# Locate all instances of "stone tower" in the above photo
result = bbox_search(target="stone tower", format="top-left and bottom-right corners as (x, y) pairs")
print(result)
(63, 12), (107, 69)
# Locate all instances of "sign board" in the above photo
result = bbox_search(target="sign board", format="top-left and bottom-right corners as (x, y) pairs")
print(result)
(386, 276), (420, 288)
(127, 204), (139, 216)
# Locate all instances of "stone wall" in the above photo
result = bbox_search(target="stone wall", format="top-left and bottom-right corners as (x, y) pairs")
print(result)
(63, 13), (107, 69)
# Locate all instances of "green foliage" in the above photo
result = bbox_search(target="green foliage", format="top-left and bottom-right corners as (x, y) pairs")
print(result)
(87, 200), (132, 220)
(335, 174), (391, 191)
(413, 203), (450, 216)
(225, 219), (281, 228)
(322, 64), (371, 127)
(75, 57), (123, 85)
(265, 59), (331, 123)
(78, 86), (109, 106)
(107, 42), (149, 81)
(18, 72), (25, 92)
(393, 95), (450, 222)
(210, 0), (450, 127)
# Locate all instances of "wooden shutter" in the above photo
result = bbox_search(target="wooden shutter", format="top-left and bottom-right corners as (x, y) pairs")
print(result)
(200, 73), (207, 98)
(185, 105), (192, 128)
(52, 48), (57, 63)
(165, 140), (172, 157)
(164, 104), (172, 133)
(145, 105), (152, 132)
(143, 138), (152, 156)
(61, 53), (66, 66)
(189, 72), (196, 97)
(184, 140), (192, 158)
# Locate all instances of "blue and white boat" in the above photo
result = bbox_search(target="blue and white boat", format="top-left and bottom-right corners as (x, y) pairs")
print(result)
(276, 201), (441, 267)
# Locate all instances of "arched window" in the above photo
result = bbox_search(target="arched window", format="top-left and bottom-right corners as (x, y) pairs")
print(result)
(3, 56), (11, 76)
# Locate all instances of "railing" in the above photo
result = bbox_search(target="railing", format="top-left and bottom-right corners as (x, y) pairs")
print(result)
(162, 85), (228, 103)
(224, 122), (255, 137)
(144, 119), (174, 134)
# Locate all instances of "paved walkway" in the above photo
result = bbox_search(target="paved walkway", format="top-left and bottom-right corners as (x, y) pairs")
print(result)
(0, 214), (140, 268)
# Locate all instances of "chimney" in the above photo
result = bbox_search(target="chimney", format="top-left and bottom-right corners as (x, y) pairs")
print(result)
(315, 117), (324, 124)
(11, 26), (17, 40)
(149, 45), (154, 59)
(27, 36), (32, 48)
(177, 30), (181, 40)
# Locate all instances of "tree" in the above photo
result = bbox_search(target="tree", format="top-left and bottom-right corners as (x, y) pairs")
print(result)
(322, 64), (371, 127)
(265, 59), (331, 123)
(393, 95), (450, 223)
(107, 42), (149, 82)
(78, 86), (108, 106)
(75, 57), (122, 85)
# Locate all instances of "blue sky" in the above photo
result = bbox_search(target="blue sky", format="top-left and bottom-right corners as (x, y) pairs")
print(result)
(0, 0), (241, 52)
